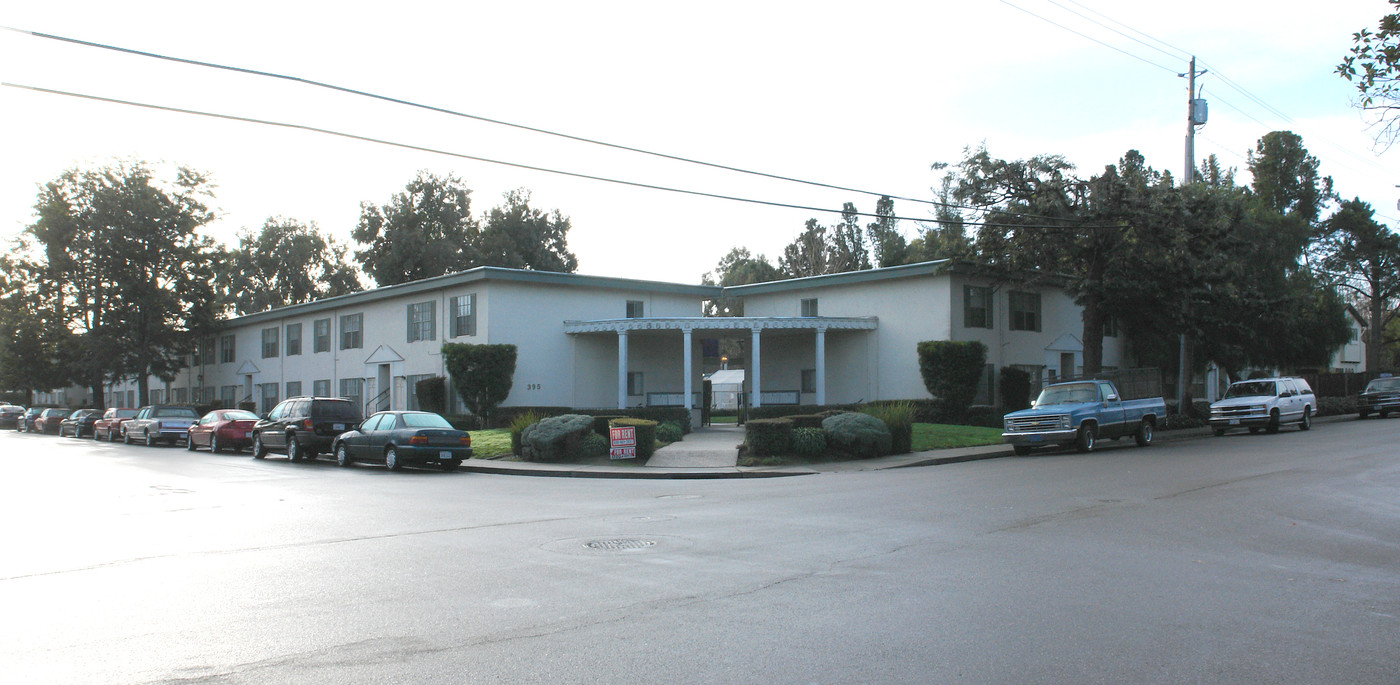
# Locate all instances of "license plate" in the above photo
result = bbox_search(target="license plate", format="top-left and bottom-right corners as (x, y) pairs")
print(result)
(1028, 435), (1043, 442)
(439, 450), (453, 459)
(1228, 419), (1239, 425)
(333, 424), (344, 431)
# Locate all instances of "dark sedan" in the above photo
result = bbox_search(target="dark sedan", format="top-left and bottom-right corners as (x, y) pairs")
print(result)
(16, 407), (42, 432)
(331, 411), (472, 472)
(0, 404), (24, 429)
(34, 408), (74, 434)
(187, 409), (259, 453)
(58, 409), (102, 438)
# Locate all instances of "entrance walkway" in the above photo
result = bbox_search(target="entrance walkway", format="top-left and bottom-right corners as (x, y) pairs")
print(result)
(646, 424), (745, 468)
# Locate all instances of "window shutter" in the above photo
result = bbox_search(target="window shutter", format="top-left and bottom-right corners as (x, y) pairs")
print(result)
(467, 294), (477, 336)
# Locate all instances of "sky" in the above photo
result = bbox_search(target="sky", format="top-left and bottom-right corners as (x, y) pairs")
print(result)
(2, 1), (1397, 286)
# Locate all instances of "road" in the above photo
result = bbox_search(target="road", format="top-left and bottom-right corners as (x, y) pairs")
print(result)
(1, 419), (1396, 684)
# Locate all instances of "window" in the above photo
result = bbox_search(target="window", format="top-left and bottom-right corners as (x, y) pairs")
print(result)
(801, 369), (816, 394)
(1102, 316), (1119, 338)
(172, 388), (187, 404)
(974, 364), (996, 405)
(127, 390), (136, 408)
(340, 378), (364, 409)
(200, 337), (215, 365)
(964, 286), (993, 329)
(260, 383), (279, 415)
(220, 385), (237, 408)
(626, 300), (644, 319)
(149, 389), (163, 405)
(406, 374), (434, 411)
(220, 334), (236, 363)
(340, 313), (363, 350)
(801, 298), (818, 317)
(286, 381), (302, 398)
(286, 323), (302, 356)
(450, 294), (477, 337)
(627, 372), (644, 396)
(1009, 291), (1041, 332)
(261, 327), (279, 358)
(313, 379), (330, 397)
(407, 301), (436, 343)
(313, 318), (331, 353)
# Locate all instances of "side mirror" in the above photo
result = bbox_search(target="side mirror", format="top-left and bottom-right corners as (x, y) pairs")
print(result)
(1105, 394), (1119, 402)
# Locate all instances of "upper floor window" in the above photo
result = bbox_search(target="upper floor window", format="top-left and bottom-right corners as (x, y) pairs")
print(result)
(340, 313), (363, 350)
(1102, 315), (1118, 338)
(261, 327), (279, 358)
(286, 323), (302, 356)
(313, 318), (331, 353)
(200, 337), (215, 365)
(220, 334), (236, 363)
(450, 294), (477, 337)
(964, 286), (993, 329)
(1009, 291), (1041, 332)
(800, 298), (818, 317)
(407, 301), (436, 343)
(626, 300), (644, 319)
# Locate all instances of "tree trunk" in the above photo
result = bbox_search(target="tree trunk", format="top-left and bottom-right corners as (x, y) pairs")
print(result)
(138, 373), (149, 407)
(1081, 291), (1104, 375)
(1178, 334), (1195, 416)
(90, 380), (106, 411)
(1369, 270), (1384, 372)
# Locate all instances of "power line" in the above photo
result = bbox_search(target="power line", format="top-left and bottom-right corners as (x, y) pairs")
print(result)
(2, 82), (1117, 231)
(3, 25), (1062, 221)
(1060, 0), (1193, 60)
(1038, 0), (1188, 63)
(997, 0), (1179, 74)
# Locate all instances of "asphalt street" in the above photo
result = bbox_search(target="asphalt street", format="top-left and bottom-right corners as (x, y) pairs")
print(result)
(0, 418), (1396, 684)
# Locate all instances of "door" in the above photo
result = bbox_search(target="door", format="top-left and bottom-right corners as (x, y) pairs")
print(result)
(377, 364), (392, 412)
(1059, 353), (1075, 380)
(369, 414), (395, 458)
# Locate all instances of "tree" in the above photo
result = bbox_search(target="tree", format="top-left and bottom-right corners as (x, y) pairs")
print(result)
(827, 203), (871, 273)
(701, 247), (783, 316)
(220, 217), (362, 315)
(1314, 198), (1400, 370)
(779, 219), (830, 278)
(23, 162), (221, 407)
(865, 196), (907, 268)
(1338, 3), (1400, 148)
(441, 343), (517, 426)
(916, 340), (987, 415)
(477, 189), (579, 273)
(354, 171), (481, 286)
(0, 258), (68, 404)
(1247, 131), (1334, 258)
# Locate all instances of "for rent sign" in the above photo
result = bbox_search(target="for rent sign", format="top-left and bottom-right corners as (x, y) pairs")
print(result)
(609, 425), (637, 459)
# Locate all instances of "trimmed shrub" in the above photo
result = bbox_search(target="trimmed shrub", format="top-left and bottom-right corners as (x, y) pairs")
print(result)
(509, 410), (546, 456)
(1317, 396), (1357, 417)
(823, 412), (892, 459)
(785, 414), (826, 429)
(748, 404), (861, 420)
(656, 421), (683, 443)
(580, 432), (608, 458)
(611, 418), (659, 458)
(745, 418), (794, 456)
(415, 376), (447, 414)
(238, 401), (257, 413)
(591, 415), (626, 436)
(520, 413), (593, 462)
(998, 366), (1032, 411)
(790, 428), (828, 457)
(863, 402), (915, 454)
(916, 340), (987, 415)
(442, 343), (518, 426)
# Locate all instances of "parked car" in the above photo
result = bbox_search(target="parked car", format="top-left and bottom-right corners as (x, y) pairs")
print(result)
(331, 411), (472, 471)
(1357, 375), (1400, 418)
(58, 409), (102, 438)
(94, 408), (140, 441)
(251, 397), (362, 461)
(187, 409), (260, 453)
(123, 405), (200, 446)
(1209, 377), (1315, 436)
(1002, 379), (1165, 454)
(0, 404), (24, 429)
(34, 408), (75, 435)
(16, 407), (43, 432)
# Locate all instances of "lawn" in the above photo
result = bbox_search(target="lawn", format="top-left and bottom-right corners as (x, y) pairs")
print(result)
(468, 428), (514, 459)
(911, 423), (1004, 451)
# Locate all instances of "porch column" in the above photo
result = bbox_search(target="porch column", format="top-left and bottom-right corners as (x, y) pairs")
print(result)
(682, 327), (693, 414)
(751, 326), (762, 408)
(815, 325), (827, 406)
(617, 330), (629, 410)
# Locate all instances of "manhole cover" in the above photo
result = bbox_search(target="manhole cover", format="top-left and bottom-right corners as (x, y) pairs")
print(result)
(584, 538), (656, 551)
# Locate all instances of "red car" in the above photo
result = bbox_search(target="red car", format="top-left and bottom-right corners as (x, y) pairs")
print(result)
(94, 408), (139, 441)
(33, 408), (74, 434)
(186, 409), (259, 453)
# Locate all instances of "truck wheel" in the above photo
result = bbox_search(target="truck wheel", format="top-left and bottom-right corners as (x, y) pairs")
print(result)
(1266, 409), (1280, 434)
(1134, 419), (1153, 447)
(1299, 407), (1311, 431)
(1075, 424), (1096, 453)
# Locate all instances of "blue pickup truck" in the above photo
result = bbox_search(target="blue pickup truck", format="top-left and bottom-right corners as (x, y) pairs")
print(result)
(1001, 379), (1165, 455)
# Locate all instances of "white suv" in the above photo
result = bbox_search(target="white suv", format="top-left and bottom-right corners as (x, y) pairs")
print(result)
(1209, 377), (1315, 436)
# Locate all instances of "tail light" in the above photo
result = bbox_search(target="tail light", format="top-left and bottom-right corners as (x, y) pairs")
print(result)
(303, 418), (314, 430)
(409, 435), (428, 445)
(460, 435), (471, 446)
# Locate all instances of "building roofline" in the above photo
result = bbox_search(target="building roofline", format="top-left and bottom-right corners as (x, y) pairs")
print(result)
(227, 266), (721, 327)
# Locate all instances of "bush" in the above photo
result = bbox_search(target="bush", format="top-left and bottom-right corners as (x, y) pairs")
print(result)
(442, 343), (518, 426)
(747, 404), (861, 420)
(916, 340), (987, 415)
(415, 376), (447, 414)
(611, 418), (659, 458)
(822, 412), (892, 459)
(785, 414), (826, 429)
(790, 428), (828, 457)
(591, 415), (627, 436)
(656, 421), (683, 443)
(745, 418), (793, 456)
(863, 402), (915, 454)
(580, 432), (608, 458)
(509, 410), (546, 456)
(999, 366), (1032, 411)
(520, 413), (593, 462)
(1317, 396), (1358, 417)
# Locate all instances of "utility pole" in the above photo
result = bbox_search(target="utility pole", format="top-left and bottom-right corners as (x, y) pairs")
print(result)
(1178, 56), (1207, 414)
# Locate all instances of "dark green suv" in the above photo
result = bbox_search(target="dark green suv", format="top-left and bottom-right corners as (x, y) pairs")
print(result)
(251, 397), (362, 461)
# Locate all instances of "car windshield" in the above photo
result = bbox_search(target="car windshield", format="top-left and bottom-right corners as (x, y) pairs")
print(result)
(1365, 378), (1400, 393)
(154, 407), (199, 418)
(222, 410), (259, 421)
(315, 400), (361, 421)
(1034, 383), (1100, 406)
(1225, 381), (1276, 399)
(401, 412), (454, 429)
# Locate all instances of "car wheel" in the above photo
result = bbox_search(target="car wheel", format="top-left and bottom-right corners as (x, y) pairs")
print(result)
(252, 433), (267, 459)
(1266, 409), (1280, 434)
(145, 430), (156, 447)
(336, 443), (353, 467)
(186, 434), (197, 451)
(1134, 419), (1153, 447)
(210, 434), (221, 454)
(286, 435), (301, 462)
(1212, 428), (1226, 437)
(385, 446), (402, 471)
(1075, 424), (1096, 453)
(1299, 407), (1311, 431)
(441, 459), (460, 472)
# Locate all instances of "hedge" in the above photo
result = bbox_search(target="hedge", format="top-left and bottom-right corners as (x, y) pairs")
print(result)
(415, 376), (447, 414)
(442, 343), (517, 426)
(611, 418), (659, 459)
(745, 418), (793, 456)
(916, 340), (988, 414)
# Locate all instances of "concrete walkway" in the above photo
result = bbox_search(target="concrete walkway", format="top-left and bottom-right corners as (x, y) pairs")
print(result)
(644, 424), (745, 467)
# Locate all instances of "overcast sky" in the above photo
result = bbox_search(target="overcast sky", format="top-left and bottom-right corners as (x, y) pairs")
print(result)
(2, 1), (1395, 285)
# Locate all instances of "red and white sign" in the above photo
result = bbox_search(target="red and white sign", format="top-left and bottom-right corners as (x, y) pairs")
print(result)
(609, 425), (637, 459)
